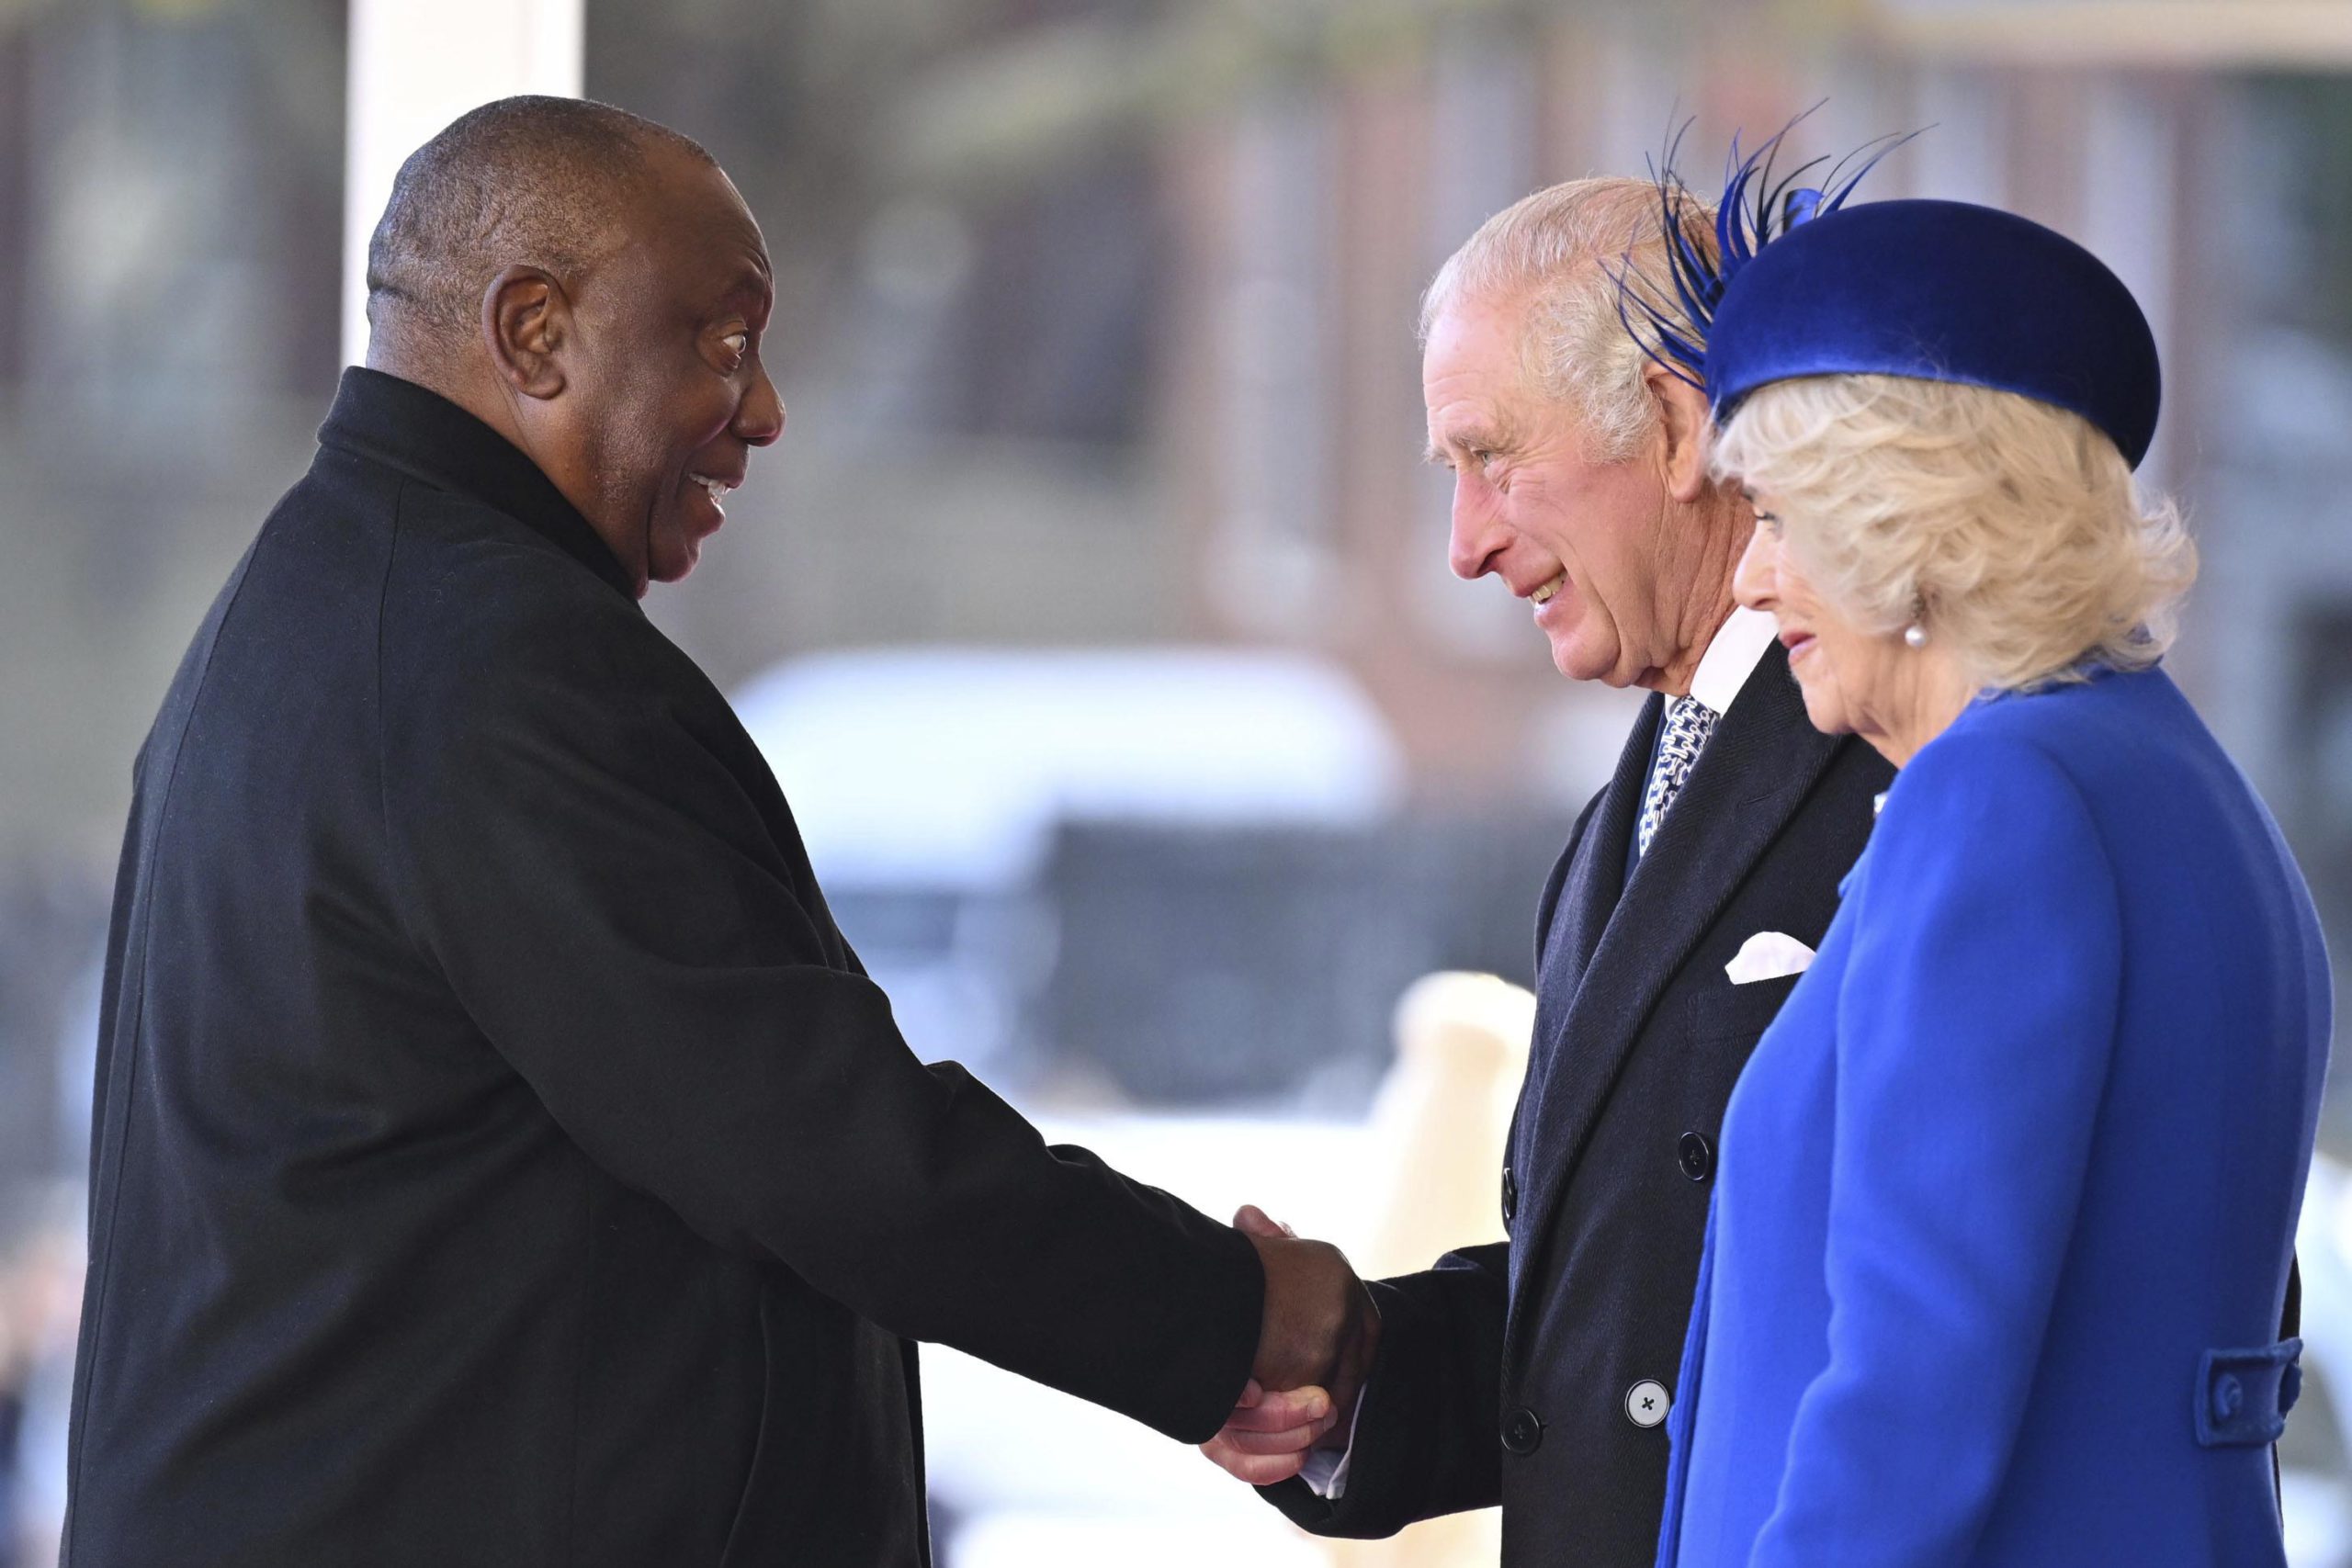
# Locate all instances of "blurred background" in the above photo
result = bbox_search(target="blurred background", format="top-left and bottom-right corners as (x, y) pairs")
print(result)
(2, 0), (2351, 1562)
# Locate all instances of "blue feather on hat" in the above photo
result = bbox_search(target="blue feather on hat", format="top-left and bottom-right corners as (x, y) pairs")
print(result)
(1615, 114), (2164, 468)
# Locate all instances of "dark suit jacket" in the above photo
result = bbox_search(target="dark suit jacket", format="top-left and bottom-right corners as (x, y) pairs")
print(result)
(62, 368), (1263, 1568)
(1267, 643), (1894, 1567)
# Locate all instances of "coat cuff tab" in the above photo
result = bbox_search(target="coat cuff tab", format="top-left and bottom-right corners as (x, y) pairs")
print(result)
(2194, 1338), (2302, 1448)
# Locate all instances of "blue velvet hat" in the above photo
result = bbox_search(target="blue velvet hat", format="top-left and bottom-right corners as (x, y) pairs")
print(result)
(1621, 132), (2163, 468)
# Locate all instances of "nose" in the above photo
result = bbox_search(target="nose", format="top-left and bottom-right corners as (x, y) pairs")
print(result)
(1446, 472), (1509, 581)
(736, 361), (785, 447)
(1732, 523), (1778, 613)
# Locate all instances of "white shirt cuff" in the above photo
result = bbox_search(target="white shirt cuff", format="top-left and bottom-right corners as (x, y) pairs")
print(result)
(1295, 1393), (1368, 1499)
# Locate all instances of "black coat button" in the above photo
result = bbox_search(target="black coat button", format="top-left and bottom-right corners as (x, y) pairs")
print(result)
(1679, 1132), (1713, 1182)
(1502, 1404), (1544, 1455)
(1501, 1167), (1518, 1226)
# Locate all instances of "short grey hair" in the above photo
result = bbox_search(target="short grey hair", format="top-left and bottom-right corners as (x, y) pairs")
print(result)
(366, 96), (717, 351)
(1420, 176), (1717, 462)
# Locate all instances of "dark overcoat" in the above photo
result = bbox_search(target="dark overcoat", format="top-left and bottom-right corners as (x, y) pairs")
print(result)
(1267, 641), (1894, 1567)
(62, 368), (1263, 1568)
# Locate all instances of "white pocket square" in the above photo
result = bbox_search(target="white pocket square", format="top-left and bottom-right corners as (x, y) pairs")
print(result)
(1725, 931), (1815, 985)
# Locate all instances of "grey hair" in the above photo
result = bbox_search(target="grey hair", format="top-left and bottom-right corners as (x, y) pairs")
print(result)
(365, 95), (716, 351)
(1420, 176), (1716, 462)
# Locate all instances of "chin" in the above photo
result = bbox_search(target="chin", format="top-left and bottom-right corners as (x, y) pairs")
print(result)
(649, 531), (706, 585)
(1547, 634), (1618, 686)
(1794, 684), (1852, 738)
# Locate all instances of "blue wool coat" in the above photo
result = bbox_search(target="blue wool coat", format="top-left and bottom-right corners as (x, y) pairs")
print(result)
(1657, 666), (2331, 1568)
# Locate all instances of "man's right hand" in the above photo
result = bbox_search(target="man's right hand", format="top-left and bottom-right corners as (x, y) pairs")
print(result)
(1216, 1205), (1378, 1485)
(1201, 1379), (1340, 1485)
(1204, 1382), (1336, 1495)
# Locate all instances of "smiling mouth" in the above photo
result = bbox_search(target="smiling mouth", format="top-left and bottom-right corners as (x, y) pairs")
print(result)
(1529, 573), (1566, 606)
(688, 473), (738, 515)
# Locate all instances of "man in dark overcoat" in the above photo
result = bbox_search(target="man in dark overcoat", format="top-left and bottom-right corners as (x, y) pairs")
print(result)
(1200, 177), (1894, 1566)
(62, 97), (1374, 1568)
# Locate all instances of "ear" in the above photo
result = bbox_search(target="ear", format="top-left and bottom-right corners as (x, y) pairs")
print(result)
(480, 265), (570, 400)
(1645, 360), (1713, 505)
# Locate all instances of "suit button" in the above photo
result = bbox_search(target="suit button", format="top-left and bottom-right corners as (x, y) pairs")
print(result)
(1625, 1380), (1671, 1428)
(1679, 1132), (1713, 1182)
(1501, 1404), (1544, 1454)
(1501, 1167), (1519, 1226)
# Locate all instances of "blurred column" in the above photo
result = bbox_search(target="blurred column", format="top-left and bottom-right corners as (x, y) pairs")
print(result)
(1407, 29), (1541, 663)
(1909, 65), (2009, 208)
(1204, 95), (1340, 637)
(341, 0), (582, 365)
(2080, 73), (2180, 485)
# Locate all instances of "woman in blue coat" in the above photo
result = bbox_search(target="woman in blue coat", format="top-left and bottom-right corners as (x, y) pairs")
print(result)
(1627, 173), (2334, 1567)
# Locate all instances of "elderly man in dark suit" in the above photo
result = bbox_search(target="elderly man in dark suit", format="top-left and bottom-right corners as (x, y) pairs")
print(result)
(1199, 177), (1894, 1567)
(62, 97), (1374, 1568)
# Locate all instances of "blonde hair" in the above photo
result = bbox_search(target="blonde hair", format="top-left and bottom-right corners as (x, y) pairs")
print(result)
(1421, 177), (1716, 461)
(1712, 374), (2196, 691)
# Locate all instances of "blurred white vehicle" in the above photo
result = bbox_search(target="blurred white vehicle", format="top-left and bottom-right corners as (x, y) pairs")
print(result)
(730, 647), (1407, 1089)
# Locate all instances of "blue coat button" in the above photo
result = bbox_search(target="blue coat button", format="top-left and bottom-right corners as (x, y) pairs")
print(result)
(1502, 1404), (1544, 1454)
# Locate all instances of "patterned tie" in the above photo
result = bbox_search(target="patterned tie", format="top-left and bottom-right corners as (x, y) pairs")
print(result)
(1636, 694), (1719, 858)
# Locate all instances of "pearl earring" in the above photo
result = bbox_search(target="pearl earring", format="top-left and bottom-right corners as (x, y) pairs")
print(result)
(1903, 623), (1928, 649)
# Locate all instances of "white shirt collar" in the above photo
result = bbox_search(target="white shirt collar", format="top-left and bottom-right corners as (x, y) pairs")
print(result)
(1686, 604), (1780, 716)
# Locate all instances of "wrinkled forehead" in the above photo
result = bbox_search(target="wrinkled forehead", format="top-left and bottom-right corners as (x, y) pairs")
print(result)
(642, 152), (767, 259)
(1421, 290), (1544, 404)
(612, 154), (773, 306)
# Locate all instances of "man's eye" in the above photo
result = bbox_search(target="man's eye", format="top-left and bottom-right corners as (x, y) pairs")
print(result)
(1757, 509), (1785, 538)
(719, 332), (751, 363)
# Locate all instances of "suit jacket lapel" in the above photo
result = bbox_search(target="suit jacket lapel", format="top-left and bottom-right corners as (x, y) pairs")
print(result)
(1513, 644), (1845, 1291)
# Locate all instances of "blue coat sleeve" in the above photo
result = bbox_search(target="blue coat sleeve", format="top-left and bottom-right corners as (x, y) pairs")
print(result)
(1750, 730), (2122, 1568)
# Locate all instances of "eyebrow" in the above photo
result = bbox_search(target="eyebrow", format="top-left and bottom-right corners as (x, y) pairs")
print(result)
(1423, 425), (1508, 467)
(718, 273), (775, 325)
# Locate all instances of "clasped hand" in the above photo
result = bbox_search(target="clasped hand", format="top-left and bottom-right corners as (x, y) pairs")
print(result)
(1211, 1205), (1379, 1486)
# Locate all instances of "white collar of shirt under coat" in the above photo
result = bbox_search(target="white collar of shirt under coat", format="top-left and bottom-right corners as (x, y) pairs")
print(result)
(1685, 604), (1779, 718)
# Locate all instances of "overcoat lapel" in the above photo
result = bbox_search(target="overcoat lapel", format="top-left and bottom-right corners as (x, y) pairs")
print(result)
(1511, 645), (1843, 1297)
(1506, 695), (1656, 1301)
(1548, 696), (1660, 998)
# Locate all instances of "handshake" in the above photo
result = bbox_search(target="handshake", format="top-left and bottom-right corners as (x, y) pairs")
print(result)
(1218, 1204), (1382, 1487)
